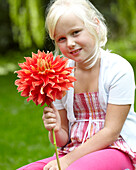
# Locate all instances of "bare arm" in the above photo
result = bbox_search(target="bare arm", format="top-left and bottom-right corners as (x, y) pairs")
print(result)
(42, 103), (69, 147)
(62, 104), (131, 166)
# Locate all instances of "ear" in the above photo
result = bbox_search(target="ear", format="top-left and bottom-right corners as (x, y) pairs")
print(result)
(94, 17), (100, 25)
(94, 17), (100, 34)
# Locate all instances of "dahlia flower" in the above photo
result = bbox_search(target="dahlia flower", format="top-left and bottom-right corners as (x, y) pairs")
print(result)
(15, 50), (76, 106)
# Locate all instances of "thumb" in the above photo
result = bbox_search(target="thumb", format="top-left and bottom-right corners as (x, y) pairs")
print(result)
(50, 103), (61, 132)
(50, 103), (57, 112)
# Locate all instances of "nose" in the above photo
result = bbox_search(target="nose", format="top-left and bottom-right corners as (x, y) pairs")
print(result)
(67, 37), (75, 49)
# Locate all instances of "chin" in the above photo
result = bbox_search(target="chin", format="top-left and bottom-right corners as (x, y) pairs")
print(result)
(72, 57), (82, 62)
(73, 59), (81, 63)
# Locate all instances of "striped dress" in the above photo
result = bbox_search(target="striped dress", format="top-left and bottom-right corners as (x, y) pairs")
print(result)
(58, 92), (136, 168)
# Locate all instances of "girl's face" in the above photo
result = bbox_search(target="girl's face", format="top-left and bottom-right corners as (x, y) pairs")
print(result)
(54, 12), (96, 63)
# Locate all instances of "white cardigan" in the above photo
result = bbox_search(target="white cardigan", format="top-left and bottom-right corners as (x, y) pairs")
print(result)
(53, 49), (136, 152)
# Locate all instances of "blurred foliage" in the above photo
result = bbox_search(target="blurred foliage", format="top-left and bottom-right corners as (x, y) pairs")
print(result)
(0, 0), (13, 51)
(0, 0), (135, 53)
(0, 47), (136, 169)
(0, 48), (38, 75)
(0, 1), (136, 169)
(111, 0), (136, 43)
(8, 0), (46, 49)
(91, 0), (118, 34)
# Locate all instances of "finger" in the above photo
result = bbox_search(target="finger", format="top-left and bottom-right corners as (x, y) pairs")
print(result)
(43, 166), (49, 170)
(43, 106), (54, 114)
(43, 164), (51, 170)
(42, 112), (56, 120)
(43, 165), (47, 170)
(50, 103), (57, 112)
(50, 167), (57, 170)
(43, 117), (56, 130)
(44, 123), (56, 131)
(43, 163), (53, 170)
(45, 117), (56, 124)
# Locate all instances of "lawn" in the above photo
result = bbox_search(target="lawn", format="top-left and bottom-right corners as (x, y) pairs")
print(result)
(0, 50), (55, 170)
(0, 45), (136, 170)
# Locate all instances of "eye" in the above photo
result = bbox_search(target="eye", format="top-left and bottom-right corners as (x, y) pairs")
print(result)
(73, 30), (81, 36)
(57, 37), (66, 43)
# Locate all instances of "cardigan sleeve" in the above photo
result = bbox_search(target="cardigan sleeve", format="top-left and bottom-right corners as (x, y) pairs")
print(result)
(53, 98), (65, 110)
(53, 59), (75, 111)
(107, 54), (135, 105)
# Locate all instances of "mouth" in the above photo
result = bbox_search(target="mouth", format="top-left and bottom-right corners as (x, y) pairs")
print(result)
(70, 48), (82, 55)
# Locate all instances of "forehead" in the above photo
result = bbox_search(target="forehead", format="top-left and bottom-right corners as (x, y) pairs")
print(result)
(54, 12), (84, 37)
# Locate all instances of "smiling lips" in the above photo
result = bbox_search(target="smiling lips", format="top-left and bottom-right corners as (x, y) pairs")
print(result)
(70, 48), (82, 55)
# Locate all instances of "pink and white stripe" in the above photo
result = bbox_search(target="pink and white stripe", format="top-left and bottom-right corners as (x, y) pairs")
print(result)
(58, 92), (136, 168)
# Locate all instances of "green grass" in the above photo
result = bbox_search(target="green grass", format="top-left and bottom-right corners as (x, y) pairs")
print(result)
(0, 73), (54, 170)
(0, 44), (136, 169)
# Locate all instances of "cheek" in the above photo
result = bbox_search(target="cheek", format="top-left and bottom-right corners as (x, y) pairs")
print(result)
(58, 44), (67, 55)
(85, 38), (95, 50)
(82, 32), (96, 47)
(78, 37), (91, 49)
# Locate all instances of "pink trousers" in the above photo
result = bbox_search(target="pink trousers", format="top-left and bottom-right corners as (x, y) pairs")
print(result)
(17, 149), (134, 170)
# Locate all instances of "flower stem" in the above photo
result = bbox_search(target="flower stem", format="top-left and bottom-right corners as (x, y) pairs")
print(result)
(52, 129), (61, 170)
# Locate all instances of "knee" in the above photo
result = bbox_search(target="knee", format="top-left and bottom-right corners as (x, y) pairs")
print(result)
(17, 162), (45, 170)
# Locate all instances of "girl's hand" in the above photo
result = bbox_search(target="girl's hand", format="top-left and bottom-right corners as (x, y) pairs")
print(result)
(43, 157), (69, 170)
(42, 103), (61, 132)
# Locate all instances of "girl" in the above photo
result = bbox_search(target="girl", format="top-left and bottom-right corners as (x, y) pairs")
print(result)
(18, 0), (136, 169)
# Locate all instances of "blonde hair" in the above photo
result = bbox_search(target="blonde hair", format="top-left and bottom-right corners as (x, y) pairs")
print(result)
(45, 0), (107, 55)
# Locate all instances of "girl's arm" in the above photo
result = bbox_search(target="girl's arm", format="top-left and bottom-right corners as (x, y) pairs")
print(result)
(42, 103), (69, 147)
(62, 104), (131, 166)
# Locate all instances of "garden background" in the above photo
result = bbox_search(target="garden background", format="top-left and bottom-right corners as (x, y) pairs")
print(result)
(0, 0), (136, 169)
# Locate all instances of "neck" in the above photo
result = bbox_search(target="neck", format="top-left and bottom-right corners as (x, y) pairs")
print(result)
(76, 49), (101, 70)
